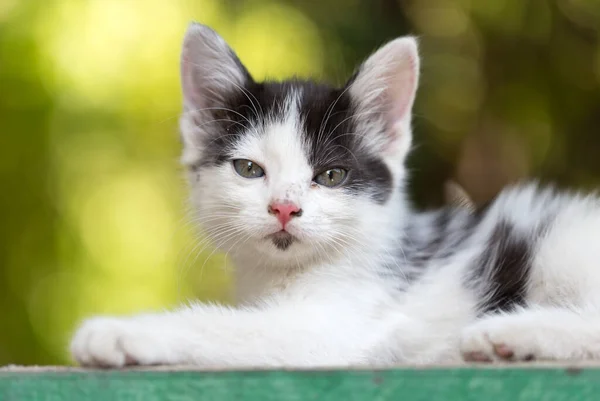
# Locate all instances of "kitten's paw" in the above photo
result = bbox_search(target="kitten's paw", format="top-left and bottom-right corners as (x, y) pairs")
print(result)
(70, 317), (166, 368)
(460, 316), (540, 363)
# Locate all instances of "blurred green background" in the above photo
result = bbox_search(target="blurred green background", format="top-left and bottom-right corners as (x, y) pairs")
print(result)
(1, 0), (599, 365)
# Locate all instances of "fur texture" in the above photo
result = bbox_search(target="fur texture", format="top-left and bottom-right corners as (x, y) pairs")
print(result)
(71, 23), (600, 367)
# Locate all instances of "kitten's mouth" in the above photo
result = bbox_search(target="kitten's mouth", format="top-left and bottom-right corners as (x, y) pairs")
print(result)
(267, 231), (296, 251)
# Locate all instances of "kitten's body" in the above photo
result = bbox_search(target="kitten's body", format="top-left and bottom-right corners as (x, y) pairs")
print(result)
(70, 24), (600, 367)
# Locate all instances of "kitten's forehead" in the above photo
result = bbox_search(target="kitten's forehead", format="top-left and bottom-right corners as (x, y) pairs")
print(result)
(234, 89), (313, 183)
(232, 80), (358, 166)
(209, 79), (393, 203)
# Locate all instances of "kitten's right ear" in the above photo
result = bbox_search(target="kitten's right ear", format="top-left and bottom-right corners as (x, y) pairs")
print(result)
(180, 22), (252, 112)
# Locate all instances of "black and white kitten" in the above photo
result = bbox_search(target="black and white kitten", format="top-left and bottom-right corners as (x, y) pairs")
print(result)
(71, 23), (600, 367)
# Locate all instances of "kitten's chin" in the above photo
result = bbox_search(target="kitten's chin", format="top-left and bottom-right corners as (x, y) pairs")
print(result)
(244, 231), (319, 265)
(267, 231), (296, 251)
(227, 227), (335, 267)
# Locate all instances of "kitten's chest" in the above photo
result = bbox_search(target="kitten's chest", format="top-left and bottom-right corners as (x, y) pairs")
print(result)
(233, 266), (303, 305)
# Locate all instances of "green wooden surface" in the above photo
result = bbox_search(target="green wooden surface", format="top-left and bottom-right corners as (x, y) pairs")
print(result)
(1, 366), (598, 401)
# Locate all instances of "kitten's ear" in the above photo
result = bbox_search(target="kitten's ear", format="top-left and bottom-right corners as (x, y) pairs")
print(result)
(179, 23), (252, 165)
(444, 180), (476, 213)
(347, 37), (419, 159)
(180, 22), (252, 112)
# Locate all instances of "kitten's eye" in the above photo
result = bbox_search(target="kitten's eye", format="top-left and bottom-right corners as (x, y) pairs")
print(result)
(233, 159), (265, 179)
(314, 168), (348, 188)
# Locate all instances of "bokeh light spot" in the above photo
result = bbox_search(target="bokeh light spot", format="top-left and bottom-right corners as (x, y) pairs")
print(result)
(231, 4), (324, 80)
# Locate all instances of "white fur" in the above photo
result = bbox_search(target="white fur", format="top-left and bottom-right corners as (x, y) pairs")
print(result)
(71, 25), (600, 368)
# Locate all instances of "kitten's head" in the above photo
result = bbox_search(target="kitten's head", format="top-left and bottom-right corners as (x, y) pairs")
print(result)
(179, 23), (419, 267)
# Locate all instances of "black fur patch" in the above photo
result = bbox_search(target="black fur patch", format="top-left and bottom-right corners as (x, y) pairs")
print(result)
(470, 220), (533, 314)
(298, 83), (393, 203)
(195, 78), (393, 204)
(269, 231), (295, 251)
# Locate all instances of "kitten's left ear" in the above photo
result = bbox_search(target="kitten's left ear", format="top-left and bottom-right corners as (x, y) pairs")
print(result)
(347, 37), (419, 159)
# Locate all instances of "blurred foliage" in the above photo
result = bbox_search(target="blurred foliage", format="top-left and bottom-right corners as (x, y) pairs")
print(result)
(0, 0), (599, 365)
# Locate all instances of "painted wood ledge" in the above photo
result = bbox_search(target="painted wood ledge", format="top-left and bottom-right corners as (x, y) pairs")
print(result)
(2, 363), (600, 400)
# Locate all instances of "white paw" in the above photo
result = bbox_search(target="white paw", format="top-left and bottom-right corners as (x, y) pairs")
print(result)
(460, 316), (541, 363)
(70, 317), (167, 368)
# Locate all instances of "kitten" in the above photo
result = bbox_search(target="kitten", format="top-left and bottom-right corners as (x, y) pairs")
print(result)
(70, 23), (600, 367)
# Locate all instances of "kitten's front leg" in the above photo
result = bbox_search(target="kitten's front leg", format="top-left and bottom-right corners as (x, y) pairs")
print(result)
(71, 315), (196, 367)
(70, 300), (385, 368)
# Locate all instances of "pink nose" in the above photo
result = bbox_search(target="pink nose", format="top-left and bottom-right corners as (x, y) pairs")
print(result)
(268, 202), (302, 228)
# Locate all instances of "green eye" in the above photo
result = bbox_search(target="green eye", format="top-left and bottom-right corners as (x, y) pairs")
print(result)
(314, 168), (348, 188)
(233, 159), (265, 179)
